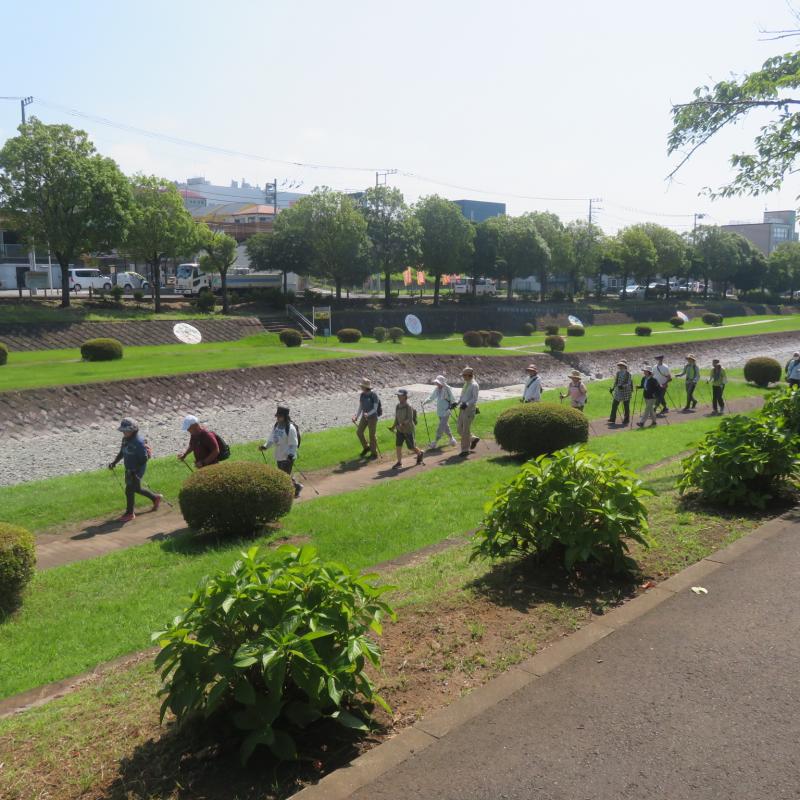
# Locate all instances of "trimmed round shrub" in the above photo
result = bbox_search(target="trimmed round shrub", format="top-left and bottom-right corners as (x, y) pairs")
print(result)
(669, 316), (684, 328)
(463, 330), (485, 347)
(0, 342), (8, 366)
(336, 328), (362, 343)
(545, 324), (559, 335)
(80, 337), (123, 361)
(487, 330), (504, 347)
(522, 322), (535, 335)
(0, 522), (36, 611)
(373, 326), (387, 342)
(494, 402), (589, 456)
(472, 447), (652, 572)
(566, 325), (585, 337)
(179, 461), (294, 536)
(702, 312), (723, 326)
(634, 325), (652, 337)
(477, 329), (491, 345)
(195, 289), (216, 313)
(388, 326), (404, 343)
(544, 335), (565, 352)
(110, 285), (124, 303)
(278, 328), (303, 348)
(744, 356), (782, 387)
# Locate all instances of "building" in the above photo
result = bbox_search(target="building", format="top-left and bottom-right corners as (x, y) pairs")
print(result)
(454, 199), (506, 222)
(722, 209), (798, 256)
(175, 177), (304, 212)
(0, 224), (59, 289)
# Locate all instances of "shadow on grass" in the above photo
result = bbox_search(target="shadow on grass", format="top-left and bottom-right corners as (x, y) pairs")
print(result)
(676, 489), (799, 522)
(158, 524), (287, 557)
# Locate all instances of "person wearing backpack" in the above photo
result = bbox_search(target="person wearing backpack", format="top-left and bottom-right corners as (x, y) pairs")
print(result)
(785, 351), (800, 389)
(178, 414), (221, 468)
(388, 389), (425, 469)
(352, 378), (381, 459)
(260, 405), (303, 498)
(108, 417), (161, 523)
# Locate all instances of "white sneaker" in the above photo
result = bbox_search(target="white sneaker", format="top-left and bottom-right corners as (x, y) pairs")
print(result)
(449, 438), (457, 446)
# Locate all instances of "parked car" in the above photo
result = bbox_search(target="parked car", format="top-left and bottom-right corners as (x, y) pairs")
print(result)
(115, 271), (150, 293)
(619, 284), (646, 299)
(68, 268), (113, 292)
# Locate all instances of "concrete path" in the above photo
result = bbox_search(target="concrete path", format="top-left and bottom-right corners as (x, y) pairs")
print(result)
(308, 511), (800, 800)
(34, 396), (765, 572)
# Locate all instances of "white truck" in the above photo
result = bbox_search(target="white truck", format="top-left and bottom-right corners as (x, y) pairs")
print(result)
(174, 263), (286, 295)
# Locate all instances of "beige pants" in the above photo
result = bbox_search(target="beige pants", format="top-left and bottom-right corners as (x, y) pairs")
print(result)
(357, 415), (378, 453)
(457, 407), (476, 452)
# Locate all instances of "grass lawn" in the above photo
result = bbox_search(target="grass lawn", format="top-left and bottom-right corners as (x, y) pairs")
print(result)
(0, 334), (355, 392)
(0, 375), (769, 535)
(0, 415), (747, 700)
(0, 301), (226, 324)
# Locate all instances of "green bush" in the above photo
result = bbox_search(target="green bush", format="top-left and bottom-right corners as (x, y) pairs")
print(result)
(0, 522), (36, 612)
(462, 330), (485, 347)
(195, 289), (216, 313)
(477, 329), (491, 346)
(153, 544), (395, 763)
(110, 285), (124, 303)
(278, 328), (303, 348)
(761, 386), (800, 434)
(634, 325), (652, 337)
(544, 324), (559, 335)
(336, 328), (362, 343)
(388, 326), (404, 343)
(544, 335), (565, 352)
(373, 326), (387, 342)
(494, 402), (588, 456)
(487, 330), (504, 346)
(80, 337), (124, 361)
(133, 289), (145, 303)
(178, 461), (294, 536)
(743, 356), (782, 387)
(678, 415), (799, 508)
(472, 447), (652, 572)
(566, 325), (585, 337)
(669, 315), (684, 328)
(702, 312), (723, 326)
(522, 322), (535, 335)
(0, 342), (8, 366)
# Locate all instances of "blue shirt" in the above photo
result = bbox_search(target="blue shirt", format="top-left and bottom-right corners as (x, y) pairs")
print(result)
(118, 434), (149, 476)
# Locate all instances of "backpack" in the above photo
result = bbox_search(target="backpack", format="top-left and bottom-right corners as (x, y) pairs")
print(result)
(371, 391), (383, 417)
(292, 422), (301, 448)
(144, 440), (153, 460)
(212, 431), (231, 461)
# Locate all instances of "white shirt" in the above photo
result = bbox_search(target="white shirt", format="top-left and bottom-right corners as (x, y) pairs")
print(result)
(654, 363), (671, 387)
(426, 384), (456, 416)
(460, 379), (479, 409)
(523, 374), (543, 402)
(262, 423), (299, 461)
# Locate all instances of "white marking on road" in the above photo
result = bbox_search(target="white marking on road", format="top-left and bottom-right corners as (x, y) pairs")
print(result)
(620, 319), (779, 335)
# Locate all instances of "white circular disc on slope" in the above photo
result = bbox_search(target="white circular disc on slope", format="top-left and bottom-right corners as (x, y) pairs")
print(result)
(405, 314), (423, 335)
(676, 310), (690, 323)
(173, 322), (202, 344)
(568, 315), (584, 327)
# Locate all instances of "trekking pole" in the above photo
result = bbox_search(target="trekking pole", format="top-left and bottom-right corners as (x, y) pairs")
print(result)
(141, 477), (175, 507)
(294, 464), (321, 496)
(181, 458), (194, 473)
(629, 390), (638, 429)
(420, 403), (432, 444)
(110, 464), (124, 491)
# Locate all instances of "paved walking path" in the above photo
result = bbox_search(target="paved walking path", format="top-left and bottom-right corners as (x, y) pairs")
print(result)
(298, 510), (800, 800)
(34, 396), (765, 571)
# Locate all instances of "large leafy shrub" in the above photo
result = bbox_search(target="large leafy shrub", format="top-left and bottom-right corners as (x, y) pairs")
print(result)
(110, 284), (124, 303)
(494, 402), (588, 456)
(0, 342), (8, 366)
(80, 337), (123, 361)
(487, 330), (504, 346)
(678, 415), (799, 508)
(472, 447), (652, 572)
(566, 325), (585, 337)
(544, 334), (565, 352)
(0, 522), (36, 612)
(522, 322), (535, 335)
(195, 289), (216, 313)
(743, 356), (781, 387)
(278, 329), (302, 348)
(669, 315), (684, 328)
(336, 328), (362, 343)
(702, 312), (723, 326)
(544, 324), (559, 335)
(153, 544), (395, 763)
(634, 325), (651, 337)
(761, 386), (800, 434)
(372, 326), (387, 342)
(179, 462), (294, 536)
(388, 326), (404, 343)
(462, 330), (484, 347)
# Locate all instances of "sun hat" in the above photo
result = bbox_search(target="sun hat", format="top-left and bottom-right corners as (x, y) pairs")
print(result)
(118, 417), (139, 433)
(712, 358), (720, 364)
(569, 370), (582, 379)
(359, 378), (372, 389)
(181, 414), (199, 431)
(275, 406), (290, 417)
(462, 366), (475, 376)
(686, 354), (696, 360)
(396, 388), (409, 397)
(526, 364), (538, 372)
(794, 352), (800, 357)
(434, 375), (446, 386)
(642, 365), (653, 373)
(655, 354), (665, 360)
(617, 360), (628, 368)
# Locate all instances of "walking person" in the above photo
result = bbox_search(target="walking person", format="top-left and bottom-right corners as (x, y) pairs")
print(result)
(178, 415), (221, 468)
(388, 389), (425, 469)
(608, 360), (632, 425)
(108, 418), (161, 523)
(785, 351), (800, 389)
(423, 375), (457, 449)
(522, 364), (543, 403)
(260, 405), (303, 498)
(708, 358), (728, 414)
(636, 367), (660, 428)
(675, 354), (700, 410)
(561, 370), (588, 411)
(653, 354), (672, 413)
(352, 379), (381, 459)
(457, 366), (480, 458)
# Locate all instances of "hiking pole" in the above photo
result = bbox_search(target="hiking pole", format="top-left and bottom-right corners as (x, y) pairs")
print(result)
(181, 458), (194, 473)
(294, 463), (321, 496)
(629, 390), (638, 429)
(110, 464), (125, 491)
(420, 403), (432, 445)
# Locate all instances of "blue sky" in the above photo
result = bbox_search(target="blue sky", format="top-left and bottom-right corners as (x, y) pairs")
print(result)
(1, 0), (799, 232)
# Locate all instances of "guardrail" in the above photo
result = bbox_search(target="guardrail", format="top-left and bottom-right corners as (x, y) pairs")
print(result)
(286, 304), (317, 338)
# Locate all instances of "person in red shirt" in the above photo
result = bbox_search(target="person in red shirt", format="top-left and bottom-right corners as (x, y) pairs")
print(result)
(178, 414), (220, 468)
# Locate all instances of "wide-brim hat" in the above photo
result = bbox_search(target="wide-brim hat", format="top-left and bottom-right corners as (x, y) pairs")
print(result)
(359, 379), (372, 389)
(686, 354), (696, 361)
(526, 364), (537, 372)
(617, 360), (628, 368)
(712, 358), (720, 364)
(434, 375), (446, 386)
(655, 354), (665, 360)
(275, 406), (290, 416)
(642, 366), (653, 373)
(569, 370), (582, 379)
(461, 366), (475, 376)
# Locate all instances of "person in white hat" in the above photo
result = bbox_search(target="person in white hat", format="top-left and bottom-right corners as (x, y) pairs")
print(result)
(561, 370), (587, 411)
(423, 375), (457, 448)
(636, 367), (660, 428)
(653, 354), (672, 414)
(388, 389), (425, 469)
(457, 367), (480, 457)
(178, 414), (221, 468)
(522, 364), (543, 403)
(108, 418), (161, 523)
(609, 361), (632, 425)
(352, 379), (381, 459)
(785, 351), (800, 388)
(675, 354), (700, 410)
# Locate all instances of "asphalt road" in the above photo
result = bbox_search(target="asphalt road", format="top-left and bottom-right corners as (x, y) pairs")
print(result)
(351, 515), (800, 800)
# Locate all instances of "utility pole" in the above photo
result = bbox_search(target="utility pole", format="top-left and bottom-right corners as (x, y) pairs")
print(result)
(265, 178), (278, 213)
(588, 197), (602, 225)
(20, 96), (33, 125)
(693, 212), (707, 237)
(375, 169), (398, 187)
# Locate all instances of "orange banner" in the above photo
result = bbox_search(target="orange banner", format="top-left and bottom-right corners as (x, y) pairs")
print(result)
(416, 270), (426, 286)
(402, 268), (412, 286)
(442, 274), (450, 286)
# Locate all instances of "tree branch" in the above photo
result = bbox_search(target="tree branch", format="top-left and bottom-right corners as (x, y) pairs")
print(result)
(672, 98), (800, 110)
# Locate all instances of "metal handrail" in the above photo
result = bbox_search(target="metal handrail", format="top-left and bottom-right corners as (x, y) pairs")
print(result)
(286, 304), (317, 338)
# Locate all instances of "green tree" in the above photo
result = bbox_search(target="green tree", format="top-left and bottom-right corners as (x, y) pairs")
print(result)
(495, 214), (551, 301)
(566, 220), (603, 298)
(692, 226), (741, 298)
(597, 235), (624, 298)
(125, 175), (199, 312)
(768, 240), (800, 299)
(199, 229), (238, 313)
(414, 195), (475, 306)
(668, 47), (800, 195)
(638, 223), (687, 297)
(356, 186), (421, 306)
(245, 226), (311, 295)
(730, 234), (768, 293)
(468, 218), (502, 297)
(617, 227), (657, 299)
(0, 118), (131, 308)
(528, 211), (572, 297)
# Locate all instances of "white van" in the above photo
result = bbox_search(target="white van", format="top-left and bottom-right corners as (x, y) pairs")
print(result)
(115, 271), (150, 293)
(68, 268), (113, 292)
